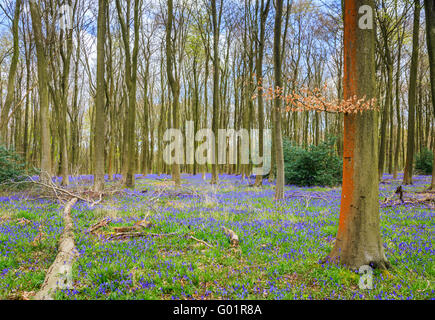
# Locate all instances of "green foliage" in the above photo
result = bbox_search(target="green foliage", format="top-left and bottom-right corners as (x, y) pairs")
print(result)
(283, 138), (342, 187)
(0, 145), (27, 185)
(414, 148), (433, 175)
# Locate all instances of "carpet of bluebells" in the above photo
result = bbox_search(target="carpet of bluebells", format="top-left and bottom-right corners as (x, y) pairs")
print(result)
(0, 173), (433, 300)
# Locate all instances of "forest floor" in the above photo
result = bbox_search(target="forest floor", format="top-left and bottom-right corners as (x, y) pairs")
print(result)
(0, 173), (433, 300)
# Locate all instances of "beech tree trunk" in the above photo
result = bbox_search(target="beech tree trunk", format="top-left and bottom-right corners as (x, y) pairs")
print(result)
(94, 0), (107, 192)
(29, 0), (52, 183)
(424, 0), (435, 190)
(34, 198), (78, 300)
(166, 0), (181, 187)
(403, 1), (421, 185)
(254, 0), (271, 187)
(211, 0), (222, 185)
(325, 0), (388, 270)
(393, 20), (404, 179)
(0, 0), (21, 144)
(115, 0), (140, 188)
(273, 0), (285, 200)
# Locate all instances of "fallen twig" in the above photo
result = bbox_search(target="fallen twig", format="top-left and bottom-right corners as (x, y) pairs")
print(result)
(188, 235), (214, 248)
(108, 231), (181, 241)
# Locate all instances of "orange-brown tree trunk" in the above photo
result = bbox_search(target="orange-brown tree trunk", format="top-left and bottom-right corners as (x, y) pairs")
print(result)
(325, 0), (388, 270)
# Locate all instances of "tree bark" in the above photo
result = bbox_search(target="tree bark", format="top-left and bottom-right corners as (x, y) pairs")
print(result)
(166, 0), (181, 187)
(403, 1), (421, 185)
(393, 21), (404, 179)
(34, 198), (78, 300)
(325, 0), (388, 270)
(273, 0), (285, 200)
(94, 0), (107, 191)
(0, 0), (21, 145)
(211, 0), (222, 185)
(29, 0), (52, 183)
(116, 0), (140, 188)
(424, 0), (435, 190)
(254, 0), (271, 187)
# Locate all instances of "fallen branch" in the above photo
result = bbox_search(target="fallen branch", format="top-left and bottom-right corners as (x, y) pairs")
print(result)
(304, 197), (311, 210)
(88, 217), (112, 234)
(25, 173), (123, 207)
(29, 174), (90, 204)
(188, 235), (214, 248)
(111, 218), (153, 233)
(382, 196), (435, 208)
(108, 231), (181, 241)
(285, 192), (331, 203)
(134, 218), (153, 229)
(34, 198), (78, 300)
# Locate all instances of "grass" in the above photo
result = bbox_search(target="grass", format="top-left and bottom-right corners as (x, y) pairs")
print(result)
(0, 173), (434, 300)
(0, 199), (62, 298)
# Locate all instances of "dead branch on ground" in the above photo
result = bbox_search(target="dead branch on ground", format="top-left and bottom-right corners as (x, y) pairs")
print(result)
(222, 227), (239, 247)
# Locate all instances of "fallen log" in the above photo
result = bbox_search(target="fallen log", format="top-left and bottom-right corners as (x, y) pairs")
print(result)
(112, 218), (153, 233)
(134, 218), (153, 229)
(222, 227), (239, 247)
(34, 198), (78, 300)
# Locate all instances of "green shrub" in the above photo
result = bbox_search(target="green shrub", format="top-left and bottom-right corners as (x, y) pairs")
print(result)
(415, 148), (433, 175)
(283, 138), (342, 187)
(0, 145), (28, 185)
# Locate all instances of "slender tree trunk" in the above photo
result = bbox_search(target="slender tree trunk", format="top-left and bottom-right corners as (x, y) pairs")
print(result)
(424, 0), (435, 190)
(29, 0), (52, 182)
(166, 0), (181, 187)
(58, 11), (74, 187)
(211, 0), (221, 185)
(273, 0), (285, 200)
(23, 17), (31, 168)
(94, 0), (107, 191)
(393, 25), (404, 179)
(0, 0), (21, 144)
(193, 58), (199, 175)
(403, 1), (421, 185)
(254, 0), (271, 186)
(378, 64), (391, 179)
(116, 0), (140, 188)
(388, 64), (394, 174)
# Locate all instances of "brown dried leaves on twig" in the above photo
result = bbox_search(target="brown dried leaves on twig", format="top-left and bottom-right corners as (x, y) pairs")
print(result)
(255, 83), (379, 114)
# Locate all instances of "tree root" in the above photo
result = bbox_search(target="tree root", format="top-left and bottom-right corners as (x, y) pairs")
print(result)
(320, 253), (390, 271)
